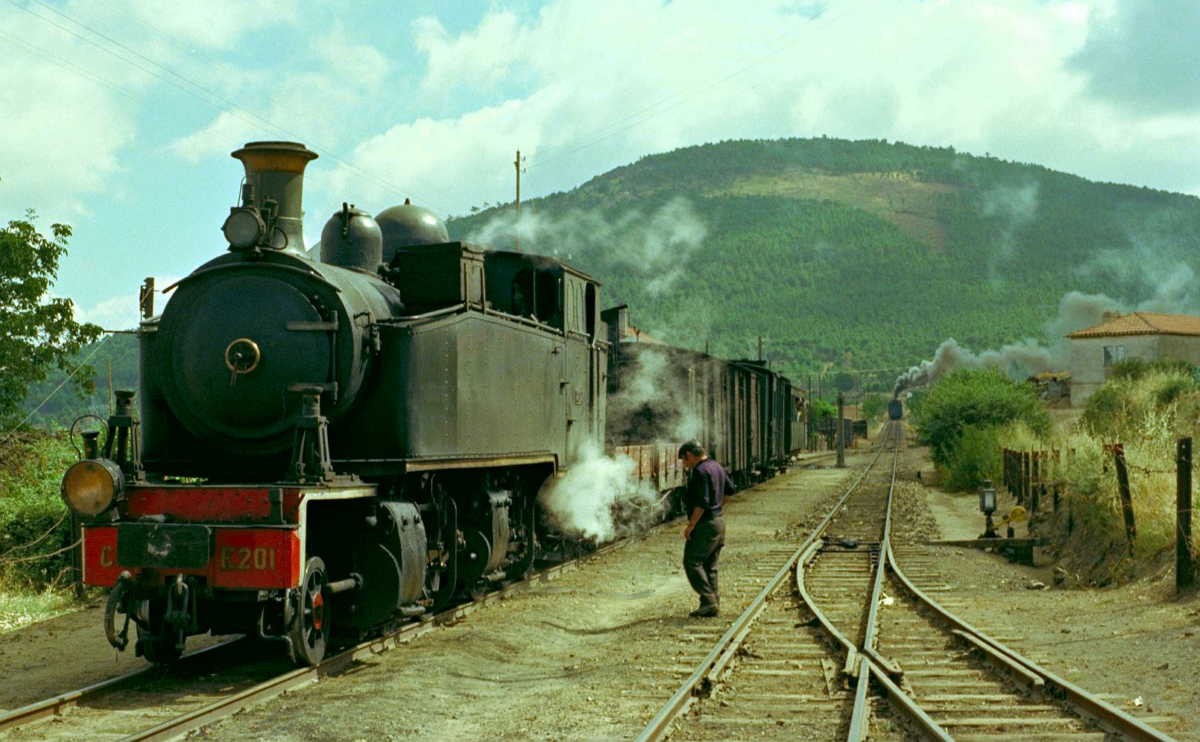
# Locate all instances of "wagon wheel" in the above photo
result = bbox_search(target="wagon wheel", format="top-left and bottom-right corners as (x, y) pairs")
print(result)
(289, 556), (331, 666)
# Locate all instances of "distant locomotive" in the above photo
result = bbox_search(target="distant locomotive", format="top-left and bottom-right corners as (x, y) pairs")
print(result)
(888, 397), (904, 420)
(59, 142), (803, 666)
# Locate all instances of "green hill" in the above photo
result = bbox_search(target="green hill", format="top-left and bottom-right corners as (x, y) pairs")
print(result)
(24, 137), (1200, 426)
(449, 137), (1200, 385)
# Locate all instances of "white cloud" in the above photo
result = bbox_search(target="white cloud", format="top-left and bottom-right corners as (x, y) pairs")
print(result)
(73, 0), (301, 51)
(168, 25), (392, 164)
(414, 10), (524, 93)
(327, 0), (1200, 219)
(0, 6), (141, 218)
(0, 0), (298, 219)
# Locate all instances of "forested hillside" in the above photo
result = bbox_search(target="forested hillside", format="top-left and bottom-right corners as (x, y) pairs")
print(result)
(450, 137), (1200, 384)
(25, 137), (1200, 426)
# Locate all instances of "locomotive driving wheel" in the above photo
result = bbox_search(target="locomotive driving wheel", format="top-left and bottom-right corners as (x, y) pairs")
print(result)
(289, 556), (331, 666)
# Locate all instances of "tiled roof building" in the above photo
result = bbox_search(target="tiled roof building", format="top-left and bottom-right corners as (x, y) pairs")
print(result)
(1067, 312), (1200, 406)
(1067, 312), (1200, 339)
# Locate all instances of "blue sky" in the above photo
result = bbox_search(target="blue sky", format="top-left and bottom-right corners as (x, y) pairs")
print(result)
(1, 0), (1197, 330)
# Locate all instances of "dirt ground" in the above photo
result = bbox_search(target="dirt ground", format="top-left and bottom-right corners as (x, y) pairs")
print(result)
(4, 437), (1195, 740)
(198, 457), (871, 741)
(896, 442), (1199, 741)
(0, 602), (232, 712)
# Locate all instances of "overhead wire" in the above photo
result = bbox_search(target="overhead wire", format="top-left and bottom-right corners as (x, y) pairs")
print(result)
(6, 0), (451, 212)
(525, 24), (810, 172)
(0, 26), (140, 101)
(0, 333), (112, 449)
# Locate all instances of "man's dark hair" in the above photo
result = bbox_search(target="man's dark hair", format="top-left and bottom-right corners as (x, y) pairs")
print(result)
(678, 440), (706, 459)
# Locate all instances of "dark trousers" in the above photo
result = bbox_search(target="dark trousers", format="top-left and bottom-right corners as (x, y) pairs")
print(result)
(683, 516), (725, 608)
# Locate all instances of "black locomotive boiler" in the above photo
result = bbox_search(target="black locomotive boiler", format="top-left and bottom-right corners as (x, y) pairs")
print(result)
(60, 141), (801, 666)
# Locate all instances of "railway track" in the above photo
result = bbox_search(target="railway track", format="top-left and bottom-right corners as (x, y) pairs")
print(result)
(3, 445), (867, 740)
(0, 536), (637, 741)
(636, 428), (894, 740)
(639, 422), (1177, 741)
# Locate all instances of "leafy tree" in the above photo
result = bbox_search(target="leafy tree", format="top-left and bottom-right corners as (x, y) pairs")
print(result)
(860, 393), (887, 420)
(912, 368), (1048, 469)
(0, 212), (101, 426)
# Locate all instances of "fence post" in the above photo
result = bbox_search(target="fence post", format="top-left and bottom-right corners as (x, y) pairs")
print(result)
(1016, 452), (1024, 504)
(1178, 437), (1194, 593)
(1110, 443), (1136, 554)
(1031, 452), (1041, 515)
(1023, 451), (1032, 506)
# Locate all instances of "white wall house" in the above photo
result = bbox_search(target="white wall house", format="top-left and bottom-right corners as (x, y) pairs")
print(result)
(1068, 312), (1200, 406)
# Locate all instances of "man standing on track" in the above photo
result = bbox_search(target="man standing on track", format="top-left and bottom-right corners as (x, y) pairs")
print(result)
(678, 440), (734, 618)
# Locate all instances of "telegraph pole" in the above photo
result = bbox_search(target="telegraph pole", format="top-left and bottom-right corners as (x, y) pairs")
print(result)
(514, 149), (522, 250)
(836, 392), (846, 468)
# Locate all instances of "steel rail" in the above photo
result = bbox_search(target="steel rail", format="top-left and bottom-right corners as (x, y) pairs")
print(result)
(635, 428), (893, 742)
(842, 420), (1173, 741)
(5, 530), (640, 740)
(121, 533), (642, 741)
(885, 544), (1176, 742)
(859, 424), (900, 673)
(842, 424), (955, 740)
(8, 449), (843, 741)
(0, 637), (242, 734)
(790, 424), (952, 741)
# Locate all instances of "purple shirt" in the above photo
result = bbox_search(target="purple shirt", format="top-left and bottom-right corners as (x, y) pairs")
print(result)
(685, 458), (734, 518)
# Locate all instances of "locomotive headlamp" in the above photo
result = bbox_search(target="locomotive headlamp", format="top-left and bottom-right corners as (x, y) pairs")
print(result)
(61, 459), (124, 517)
(222, 206), (266, 249)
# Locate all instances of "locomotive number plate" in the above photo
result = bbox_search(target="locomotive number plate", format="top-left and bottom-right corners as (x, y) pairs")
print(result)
(117, 523), (211, 569)
(219, 545), (278, 571)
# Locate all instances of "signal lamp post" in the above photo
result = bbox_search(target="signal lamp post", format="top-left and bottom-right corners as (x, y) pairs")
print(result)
(979, 479), (999, 539)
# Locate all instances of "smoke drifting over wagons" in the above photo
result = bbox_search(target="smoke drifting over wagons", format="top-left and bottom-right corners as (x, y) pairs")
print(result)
(59, 142), (803, 666)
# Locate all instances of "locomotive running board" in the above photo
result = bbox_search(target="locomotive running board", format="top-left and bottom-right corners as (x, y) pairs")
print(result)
(333, 453), (557, 473)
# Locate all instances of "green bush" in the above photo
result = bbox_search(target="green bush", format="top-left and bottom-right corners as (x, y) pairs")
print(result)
(810, 398), (836, 422)
(912, 368), (1049, 476)
(945, 424), (1001, 491)
(1108, 357), (1193, 382)
(861, 393), (887, 420)
(1082, 368), (1198, 439)
(0, 432), (76, 590)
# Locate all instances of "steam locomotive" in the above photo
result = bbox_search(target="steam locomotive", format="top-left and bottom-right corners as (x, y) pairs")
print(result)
(60, 142), (804, 666)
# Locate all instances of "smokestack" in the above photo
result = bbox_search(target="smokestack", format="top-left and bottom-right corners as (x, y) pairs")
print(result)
(230, 141), (318, 254)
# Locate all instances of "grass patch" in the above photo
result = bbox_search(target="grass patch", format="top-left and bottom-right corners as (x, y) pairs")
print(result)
(0, 431), (78, 590)
(994, 368), (1200, 585)
(0, 587), (76, 633)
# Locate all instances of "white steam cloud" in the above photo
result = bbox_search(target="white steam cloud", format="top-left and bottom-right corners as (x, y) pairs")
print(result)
(465, 197), (707, 294)
(897, 195), (1200, 400)
(980, 180), (1040, 277)
(537, 441), (661, 542)
(894, 290), (1124, 394)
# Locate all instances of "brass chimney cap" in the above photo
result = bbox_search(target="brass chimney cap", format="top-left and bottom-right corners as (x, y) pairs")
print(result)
(231, 141), (318, 173)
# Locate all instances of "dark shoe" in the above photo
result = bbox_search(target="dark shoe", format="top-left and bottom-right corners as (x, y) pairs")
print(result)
(689, 605), (719, 618)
